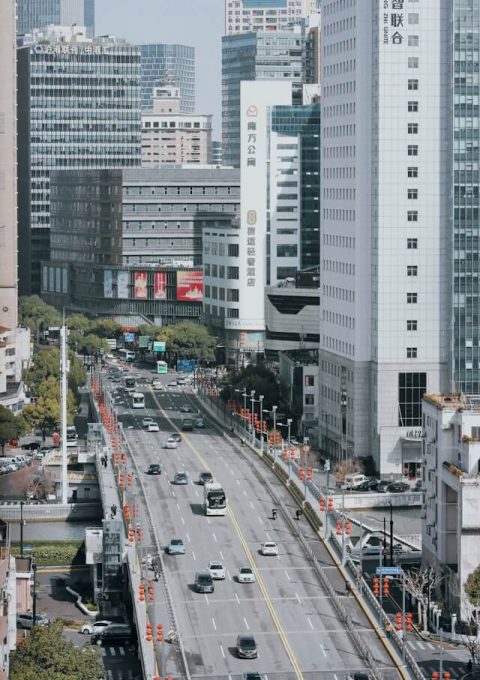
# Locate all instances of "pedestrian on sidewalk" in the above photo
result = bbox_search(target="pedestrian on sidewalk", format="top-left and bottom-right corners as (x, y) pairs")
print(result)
(385, 623), (393, 639)
(345, 580), (351, 596)
(467, 659), (472, 673)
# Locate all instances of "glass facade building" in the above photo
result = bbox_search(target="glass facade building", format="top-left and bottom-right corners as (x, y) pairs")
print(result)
(453, 1), (480, 392)
(140, 44), (195, 112)
(17, 39), (141, 294)
(271, 103), (320, 271)
(17, 0), (95, 37)
(222, 30), (307, 167)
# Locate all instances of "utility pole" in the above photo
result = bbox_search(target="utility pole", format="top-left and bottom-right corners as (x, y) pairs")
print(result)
(60, 320), (69, 504)
(250, 390), (256, 446)
(259, 395), (264, 452)
(272, 405), (278, 461)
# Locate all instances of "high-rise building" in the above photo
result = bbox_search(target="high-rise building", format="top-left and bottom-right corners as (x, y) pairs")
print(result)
(269, 98), (320, 283)
(224, 0), (319, 35)
(319, 1), (450, 477)
(17, 32), (142, 294)
(222, 27), (308, 167)
(17, 0), (95, 37)
(140, 44), (195, 112)
(211, 141), (223, 166)
(141, 87), (212, 167)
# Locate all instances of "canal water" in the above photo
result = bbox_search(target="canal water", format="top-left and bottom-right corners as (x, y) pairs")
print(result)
(7, 520), (102, 542)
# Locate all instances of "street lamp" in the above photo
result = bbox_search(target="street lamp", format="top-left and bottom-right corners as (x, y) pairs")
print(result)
(235, 387), (247, 435)
(250, 390), (256, 445)
(277, 418), (293, 477)
(32, 561), (37, 627)
(263, 405), (278, 460)
(20, 501), (24, 558)
(259, 395), (264, 452)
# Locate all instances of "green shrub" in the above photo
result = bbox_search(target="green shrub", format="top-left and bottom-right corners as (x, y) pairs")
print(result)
(11, 540), (83, 566)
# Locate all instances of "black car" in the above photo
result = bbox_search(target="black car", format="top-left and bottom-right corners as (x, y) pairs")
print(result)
(236, 634), (258, 659)
(169, 433), (182, 443)
(388, 482), (410, 493)
(147, 464), (161, 475)
(194, 571), (214, 593)
(21, 441), (40, 451)
(376, 480), (391, 493)
(91, 623), (136, 647)
(198, 471), (214, 485)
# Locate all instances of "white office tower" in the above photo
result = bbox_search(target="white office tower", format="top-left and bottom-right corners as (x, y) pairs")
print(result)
(319, 1), (450, 477)
(225, 0), (319, 34)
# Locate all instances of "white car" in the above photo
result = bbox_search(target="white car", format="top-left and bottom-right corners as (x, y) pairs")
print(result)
(163, 439), (178, 449)
(238, 567), (256, 584)
(168, 381), (178, 387)
(208, 561), (226, 580)
(146, 422), (159, 432)
(260, 542), (279, 556)
(80, 619), (112, 635)
(142, 417), (154, 427)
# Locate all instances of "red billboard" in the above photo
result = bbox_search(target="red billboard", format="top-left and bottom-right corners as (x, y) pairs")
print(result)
(176, 271), (203, 302)
(154, 272), (167, 300)
(134, 271), (147, 300)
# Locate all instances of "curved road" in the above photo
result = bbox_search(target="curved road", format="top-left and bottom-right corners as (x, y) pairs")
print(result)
(106, 366), (401, 680)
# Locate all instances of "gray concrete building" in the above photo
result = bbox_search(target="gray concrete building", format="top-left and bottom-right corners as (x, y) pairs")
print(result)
(17, 33), (142, 294)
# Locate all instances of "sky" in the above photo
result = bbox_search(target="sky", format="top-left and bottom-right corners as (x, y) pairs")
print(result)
(96, 0), (224, 137)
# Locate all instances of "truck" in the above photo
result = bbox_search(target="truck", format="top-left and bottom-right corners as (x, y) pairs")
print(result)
(181, 416), (194, 431)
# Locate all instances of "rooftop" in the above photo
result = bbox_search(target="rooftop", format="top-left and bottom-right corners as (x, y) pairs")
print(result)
(424, 393), (480, 412)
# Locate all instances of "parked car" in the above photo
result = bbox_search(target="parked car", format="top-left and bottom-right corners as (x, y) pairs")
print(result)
(169, 433), (182, 443)
(163, 439), (178, 449)
(198, 471), (213, 485)
(260, 542), (278, 556)
(166, 539), (186, 555)
(21, 441), (41, 451)
(341, 474), (370, 490)
(173, 472), (188, 485)
(388, 482), (410, 493)
(146, 464), (161, 475)
(238, 567), (256, 583)
(194, 571), (214, 594)
(91, 623), (136, 647)
(236, 633), (258, 659)
(376, 480), (391, 493)
(17, 612), (51, 629)
(80, 619), (112, 635)
(208, 561), (226, 580)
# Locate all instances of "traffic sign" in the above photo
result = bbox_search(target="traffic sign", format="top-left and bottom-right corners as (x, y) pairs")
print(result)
(324, 458), (331, 471)
(376, 566), (401, 576)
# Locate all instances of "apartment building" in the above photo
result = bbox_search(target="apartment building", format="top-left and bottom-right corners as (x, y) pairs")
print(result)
(224, 0), (319, 34)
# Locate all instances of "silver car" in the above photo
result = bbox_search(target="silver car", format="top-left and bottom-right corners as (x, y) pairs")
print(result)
(17, 612), (51, 629)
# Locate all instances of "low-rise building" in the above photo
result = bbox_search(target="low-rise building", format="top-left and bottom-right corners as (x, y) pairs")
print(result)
(422, 393), (480, 610)
(0, 326), (30, 413)
(0, 520), (17, 680)
(279, 351), (318, 443)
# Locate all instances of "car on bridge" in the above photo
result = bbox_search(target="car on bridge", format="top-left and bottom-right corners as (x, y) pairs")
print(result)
(243, 673), (263, 680)
(260, 542), (278, 556)
(146, 464), (161, 475)
(169, 433), (182, 443)
(173, 472), (188, 485)
(194, 571), (214, 593)
(198, 471), (213, 485)
(166, 539), (185, 555)
(236, 634), (258, 659)
(146, 421), (159, 432)
(208, 561), (226, 580)
(163, 438), (178, 449)
(142, 417), (154, 427)
(238, 567), (256, 583)
(180, 405), (192, 413)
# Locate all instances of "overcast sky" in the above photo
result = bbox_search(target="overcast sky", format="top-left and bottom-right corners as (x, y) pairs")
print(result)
(96, 0), (224, 137)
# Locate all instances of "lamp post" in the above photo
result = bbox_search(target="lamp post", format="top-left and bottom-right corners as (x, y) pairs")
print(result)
(235, 387), (247, 435)
(32, 561), (37, 627)
(263, 406), (278, 460)
(250, 390), (256, 445)
(259, 395), (264, 452)
(20, 501), (24, 558)
(389, 501), (394, 566)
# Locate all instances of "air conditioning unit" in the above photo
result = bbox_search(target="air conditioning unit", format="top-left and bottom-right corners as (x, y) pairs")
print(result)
(1, 588), (10, 603)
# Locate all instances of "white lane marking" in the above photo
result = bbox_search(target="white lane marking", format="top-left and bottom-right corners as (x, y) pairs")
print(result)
(427, 642), (435, 651)
(243, 617), (250, 630)
(417, 642), (425, 650)
(211, 617), (217, 631)
(295, 592), (302, 604)
(192, 551), (196, 561)
(266, 532), (272, 541)
(230, 469), (234, 475)
(171, 490), (176, 498)
(249, 502), (255, 510)
(219, 550), (225, 560)
(236, 479), (240, 485)
(227, 570), (232, 581)
(333, 675), (338, 680)
(243, 490), (248, 497)
(205, 594), (209, 605)
(258, 517), (263, 525)
(207, 518), (211, 525)
(176, 503), (180, 511)
(284, 570), (291, 581)
(181, 516), (185, 525)
(320, 644), (327, 657)
(220, 644), (226, 659)
(235, 593), (240, 605)
(186, 533), (191, 543)
(195, 488), (199, 497)
(212, 532), (217, 542)
(307, 617), (314, 630)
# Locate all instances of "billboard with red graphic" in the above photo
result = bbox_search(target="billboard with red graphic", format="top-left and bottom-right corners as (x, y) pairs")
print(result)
(154, 272), (167, 300)
(176, 271), (203, 302)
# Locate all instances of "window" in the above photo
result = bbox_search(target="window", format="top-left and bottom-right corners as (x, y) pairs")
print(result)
(408, 123), (418, 134)
(407, 266), (418, 276)
(408, 79), (419, 90)
(408, 35), (419, 46)
(305, 375), (315, 387)
(204, 284), (211, 297)
(211, 264), (218, 278)
(407, 347), (418, 359)
(408, 57), (419, 69)
(408, 145), (418, 156)
(407, 238), (418, 249)
(227, 266), (239, 279)
(227, 288), (239, 302)
(408, 189), (418, 199)
(305, 395), (315, 406)
(408, 101), (418, 112)
(408, 166), (418, 178)
(228, 243), (239, 257)
(398, 372), (427, 426)
(407, 211), (418, 221)
(407, 293), (418, 303)
(277, 244), (298, 257)
(407, 320), (418, 331)
(204, 264), (210, 276)
(227, 308), (239, 318)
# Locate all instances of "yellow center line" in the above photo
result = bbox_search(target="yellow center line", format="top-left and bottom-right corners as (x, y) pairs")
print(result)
(150, 387), (304, 680)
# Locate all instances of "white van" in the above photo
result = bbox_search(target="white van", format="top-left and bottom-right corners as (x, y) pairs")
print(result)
(342, 474), (369, 490)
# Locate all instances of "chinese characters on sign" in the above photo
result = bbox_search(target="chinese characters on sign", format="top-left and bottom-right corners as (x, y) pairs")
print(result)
(246, 210), (257, 287)
(246, 105), (258, 167)
(33, 44), (108, 55)
(383, 0), (404, 45)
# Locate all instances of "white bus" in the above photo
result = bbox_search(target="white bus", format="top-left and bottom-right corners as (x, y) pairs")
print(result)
(203, 483), (226, 516)
(118, 349), (136, 362)
(125, 377), (136, 393)
(132, 392), (145, 409)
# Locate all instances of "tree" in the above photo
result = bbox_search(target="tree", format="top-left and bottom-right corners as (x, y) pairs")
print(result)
(404, 565), (440, 633)
(465, 566), (480, 607)
(22, 376), (76, 432)
(76, 333), (109, 357)
(157, 321), (216, 361)
(0, 406), (27, 454)
(90, 319), (122, 338)
(220, 364), (284, 414)
(9, 620), (103, 680)
(66, 314), (92, 334)
(19, 296), (62, 343)
(24, 347), (86, 398)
